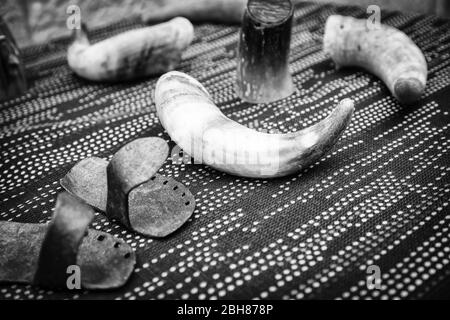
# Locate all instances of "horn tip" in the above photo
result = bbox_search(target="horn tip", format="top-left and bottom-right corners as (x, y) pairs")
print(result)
(340, 98), (354, 107)
(333, 98), (355, 124)
(339, 98), (355, 113)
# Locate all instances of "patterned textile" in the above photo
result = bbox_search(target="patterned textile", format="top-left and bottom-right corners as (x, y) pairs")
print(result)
(1, 2), (450, 300)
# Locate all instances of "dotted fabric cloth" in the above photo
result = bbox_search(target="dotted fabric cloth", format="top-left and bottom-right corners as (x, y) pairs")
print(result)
(1, 2), (450, 300)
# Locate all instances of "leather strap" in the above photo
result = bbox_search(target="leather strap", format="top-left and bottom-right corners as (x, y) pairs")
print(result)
(33, 192), (93, 288)
(106, 137), (168, 228)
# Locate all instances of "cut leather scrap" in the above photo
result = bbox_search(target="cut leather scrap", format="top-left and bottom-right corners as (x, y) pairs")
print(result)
(0, 192), (135, 290)
(106, 137), (170, 229)
(60, 157), (108, 212)
(60, 137), (196, 237)
(34, 192), (94, 287)
(128, 174), (195, 237)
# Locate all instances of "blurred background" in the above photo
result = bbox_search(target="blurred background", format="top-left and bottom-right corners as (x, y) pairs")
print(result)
(1, 0), (450, 47)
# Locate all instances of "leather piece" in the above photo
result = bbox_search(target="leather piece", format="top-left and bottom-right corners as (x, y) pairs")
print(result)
(106, 137), (169, 228)
(128, 174), (195, 237)
(60, 157), (109, 212)
(33, 192), (94, 287)
(77, 230), (136, 290)
(0, 223), (46, 284)
(0, 193), (135, 289)
(60, 137), (195, 237)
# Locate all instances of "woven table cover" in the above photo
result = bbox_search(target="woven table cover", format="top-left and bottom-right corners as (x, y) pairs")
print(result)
(1, 2), (450, 300)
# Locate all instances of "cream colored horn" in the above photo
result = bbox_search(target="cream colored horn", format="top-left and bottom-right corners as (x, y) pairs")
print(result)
(324, 15), (427, 104)
(67, 18), (194, 82)
(155, 71), (354, 178)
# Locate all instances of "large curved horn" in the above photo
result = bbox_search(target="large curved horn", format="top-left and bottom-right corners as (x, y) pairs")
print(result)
(324, 15), (427, 105)
(155, 71), (354, 178)
(67, 18), (194, 82)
